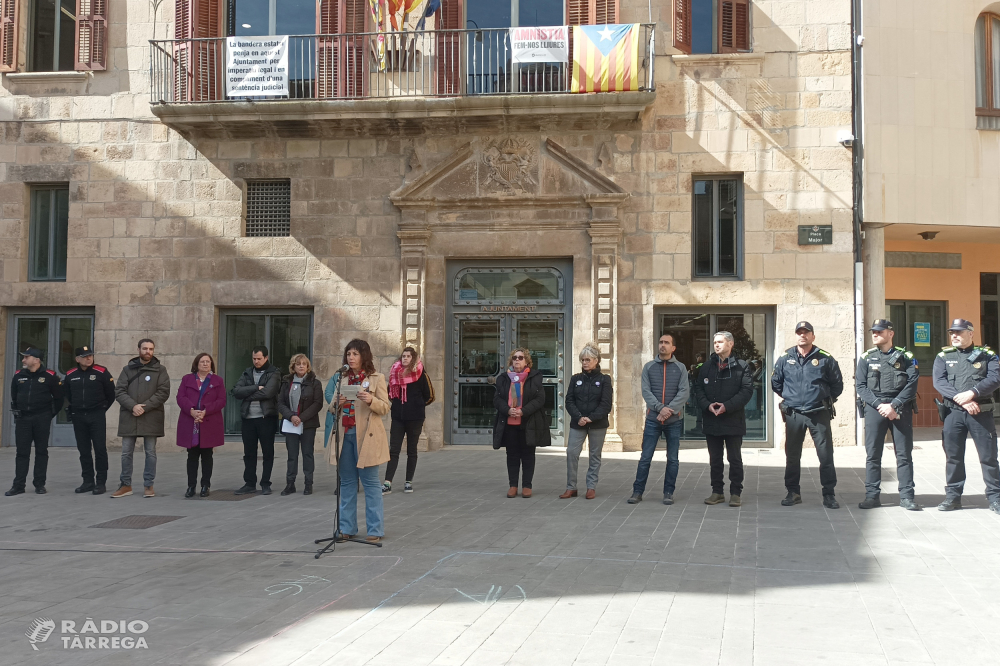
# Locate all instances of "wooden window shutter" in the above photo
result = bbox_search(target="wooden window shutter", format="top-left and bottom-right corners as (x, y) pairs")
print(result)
(316, 0), (340, 98)
(594, 0), (618, 25)
(344, 0), (367, 97)
(75, 0), (108, 71)
(435, 0), (460, 96)
(0, 0), (18, 72)
(567, 0), (618, 25)
(317, 0), (367, 98)
(673, 0), (691, 54)
(718, 0), (750, 53)
(173, 0), (223, 100)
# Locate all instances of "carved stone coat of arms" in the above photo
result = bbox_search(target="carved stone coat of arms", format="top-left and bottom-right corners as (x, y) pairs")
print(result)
(481, 137), (538, 194)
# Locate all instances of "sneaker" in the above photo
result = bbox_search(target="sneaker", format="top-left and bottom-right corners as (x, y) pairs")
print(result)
(382, 481), (392, 495)
(403, 482), (413, 493)
(822, 495), (840, 509)
(627, 492), (642, 504)
(938, 497), (962, 511)
(704, 493), (726, 505)
(111, 484), (132, 498)
(729, 494), (742, 507)
(899, 498), (921, 511)
(858, 496), (881, 510)
(662, 493), (673, 505)
(989, 500), (1000, 516)
(143, 486), (155, 498)
(780, 492), (802, 506)
(233, 484), (257, 495)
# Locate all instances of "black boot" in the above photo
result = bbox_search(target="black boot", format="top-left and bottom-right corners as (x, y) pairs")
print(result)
(280, 483), (296, 496)
(75, 481), (95, 494)
(200, 485), (210, 498)
(858, 495), (881, 510)
(184, 486), (196, 498)
(303, 483), (313, 496)
(92, 484), (106, 495)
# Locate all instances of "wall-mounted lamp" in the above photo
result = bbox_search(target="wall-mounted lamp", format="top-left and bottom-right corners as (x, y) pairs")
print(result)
(918, 231), (938, 241)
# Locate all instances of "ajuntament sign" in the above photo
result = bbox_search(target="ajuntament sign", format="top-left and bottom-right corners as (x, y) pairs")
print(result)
(798, 224), (833, 245)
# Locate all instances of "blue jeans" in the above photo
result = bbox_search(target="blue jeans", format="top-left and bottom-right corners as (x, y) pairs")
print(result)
(632, 417), (682, 496)
(338, 430), (384, 537)
(120, 436), (157, 488)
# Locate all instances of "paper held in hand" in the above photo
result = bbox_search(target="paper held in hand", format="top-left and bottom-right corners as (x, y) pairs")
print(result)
(340, 384), (361, 401)
(281, 419), (303, 435)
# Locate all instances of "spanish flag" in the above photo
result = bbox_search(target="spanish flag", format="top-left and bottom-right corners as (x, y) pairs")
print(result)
(570, 24), (641, 93)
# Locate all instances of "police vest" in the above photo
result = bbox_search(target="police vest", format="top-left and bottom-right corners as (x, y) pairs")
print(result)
(862, 347), (914, 397)
(938, 346), (993, 393)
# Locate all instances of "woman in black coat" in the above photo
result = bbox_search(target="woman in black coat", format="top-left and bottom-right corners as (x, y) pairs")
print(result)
(562, 343), (613, 499)
(493, 347), (551, 498)
(276, 354), (324, 496)
(691, 332), (754, 507)
(383, 346), (432, 495)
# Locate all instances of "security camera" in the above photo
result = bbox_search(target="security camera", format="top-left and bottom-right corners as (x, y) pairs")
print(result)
(837, 130), (855, 147)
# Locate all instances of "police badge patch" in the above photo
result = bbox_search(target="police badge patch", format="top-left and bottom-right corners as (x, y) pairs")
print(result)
(974, 362), (982, 368)
(811, 359), (819, 366)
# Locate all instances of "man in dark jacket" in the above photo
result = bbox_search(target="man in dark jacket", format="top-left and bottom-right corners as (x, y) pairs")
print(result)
(562, 343), (613, 499)
(5, 347), (63, 496)
(64, 346), (116, 495)
(112, 339), (170, 499)
(231, 346), (281, 495)
(692, 332), (754, 507)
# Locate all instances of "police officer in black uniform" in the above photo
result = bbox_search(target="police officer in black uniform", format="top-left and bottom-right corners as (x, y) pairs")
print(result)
(771, 321), (844, 508)
(5, 347), (64, 496)
(932, 318), (1000, 514)
(65, 346), (116, 495)
(856, 319), (921, 511)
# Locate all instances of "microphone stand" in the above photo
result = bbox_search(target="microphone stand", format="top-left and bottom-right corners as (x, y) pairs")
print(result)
(316, 366), (382, 558)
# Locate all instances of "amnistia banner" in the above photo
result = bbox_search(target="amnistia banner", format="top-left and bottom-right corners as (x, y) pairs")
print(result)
(226, 36), (289, 97)
(510, 26), (569, 63)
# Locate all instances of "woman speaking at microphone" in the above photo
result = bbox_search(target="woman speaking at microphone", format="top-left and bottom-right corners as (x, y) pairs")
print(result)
(331, 339), (390, 543)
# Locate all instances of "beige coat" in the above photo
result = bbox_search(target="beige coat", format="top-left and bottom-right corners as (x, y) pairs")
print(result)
(328, 372), (391, 468)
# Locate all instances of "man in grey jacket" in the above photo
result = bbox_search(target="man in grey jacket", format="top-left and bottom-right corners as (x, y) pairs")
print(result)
(231, 346), (281, 495)
(628, 332), (690, 505)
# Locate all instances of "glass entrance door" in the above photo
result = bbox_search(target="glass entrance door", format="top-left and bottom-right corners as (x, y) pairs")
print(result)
(4, 312), (94, 447)
(657, 310), (771, 443)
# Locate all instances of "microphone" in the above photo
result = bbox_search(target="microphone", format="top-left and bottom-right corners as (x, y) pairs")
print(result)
(340, 364), (349, 373)
(25, 618), (55, 650)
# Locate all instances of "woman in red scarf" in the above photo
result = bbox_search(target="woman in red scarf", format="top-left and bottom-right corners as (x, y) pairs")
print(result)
(383, 346), (431, 494)
(492, 347), (551, 497)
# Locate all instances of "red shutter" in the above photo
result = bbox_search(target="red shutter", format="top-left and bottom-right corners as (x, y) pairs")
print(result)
(317, 0), (367, 98)
(435, 0), (460, 96)
(317, 0), (340, 97)
(595, 0), (617, 24)
(345, 0), (367, 98)
(718, 0), (749, 53)
(75, 0), (108, 71)
(673, 0), (691, 54)
(174, 0), (223, 100)
(0, 0), (17, 72)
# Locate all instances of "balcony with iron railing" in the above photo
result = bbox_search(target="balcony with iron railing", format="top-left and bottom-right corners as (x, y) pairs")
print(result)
(148, 26), (656, 137)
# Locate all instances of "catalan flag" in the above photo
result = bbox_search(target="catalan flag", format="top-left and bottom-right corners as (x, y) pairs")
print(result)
(570, 24), (641, 93)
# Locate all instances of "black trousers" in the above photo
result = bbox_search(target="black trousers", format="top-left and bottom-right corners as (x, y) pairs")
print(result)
(13, 414), (51, 490)
(942, 408), (1000, 501)
(503, 426), (535, 489)
(72, 410), (108, 485)
(783, 409), (837, 496)
(285, 428), (316, 484)
(186, 447), (214, 487)
(386, 418), (423, 483)
(863, 404), (914, 499)
(706, 434), (744, 495)
(241, 416), (277, 487)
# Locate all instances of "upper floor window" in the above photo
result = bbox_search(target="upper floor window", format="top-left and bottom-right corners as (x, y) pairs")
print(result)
(0, 0), (107, 72)
(692, 176), (743, 279)
(673, 0), (750, 55)
(29, 184), (69, 282)
(976, 13), (1000, 129)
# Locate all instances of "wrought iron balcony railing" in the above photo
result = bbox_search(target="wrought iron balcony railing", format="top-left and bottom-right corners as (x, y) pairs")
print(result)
(149, 26), (655, 104)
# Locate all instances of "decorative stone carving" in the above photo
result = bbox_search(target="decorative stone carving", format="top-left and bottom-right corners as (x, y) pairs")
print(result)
(481, 137), (537, 194)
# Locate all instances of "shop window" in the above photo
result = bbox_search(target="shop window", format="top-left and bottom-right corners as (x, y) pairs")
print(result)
(982, 273), (999, 352)
(673, 0), (750, 55)
(219, 310), (312, 434)
(245, 179), (291, 237)
(975, 13), (1000, 129)
(692, 176), (743, 279)
(886, 301), (947, 376)
(29, 185), (69, 282)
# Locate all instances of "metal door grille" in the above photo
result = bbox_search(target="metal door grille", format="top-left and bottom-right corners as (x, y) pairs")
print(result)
(245, 180), (291, 237)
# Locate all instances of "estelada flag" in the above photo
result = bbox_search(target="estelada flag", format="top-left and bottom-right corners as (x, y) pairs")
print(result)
(571, 24), (641, 93)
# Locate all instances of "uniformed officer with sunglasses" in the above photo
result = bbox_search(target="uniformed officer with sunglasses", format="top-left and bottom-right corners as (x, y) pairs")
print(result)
(933, 318), (1000, 514)
(856, 320), (920, 511)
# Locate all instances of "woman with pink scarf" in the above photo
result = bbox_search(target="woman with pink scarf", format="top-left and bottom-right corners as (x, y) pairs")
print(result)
(492, 347), (551, 497)
(383, 347), (432, 495)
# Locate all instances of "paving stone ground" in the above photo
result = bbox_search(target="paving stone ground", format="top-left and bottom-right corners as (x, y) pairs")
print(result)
(1, 430), (999, 666)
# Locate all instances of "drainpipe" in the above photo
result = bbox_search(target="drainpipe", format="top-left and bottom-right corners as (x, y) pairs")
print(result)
(851, 0), (865, 447)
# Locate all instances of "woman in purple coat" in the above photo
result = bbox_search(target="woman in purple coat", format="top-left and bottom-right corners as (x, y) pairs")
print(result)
(176, 353), (227, 497)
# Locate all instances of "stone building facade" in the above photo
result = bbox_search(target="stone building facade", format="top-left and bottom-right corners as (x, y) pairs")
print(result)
(0, 0), (856, 452)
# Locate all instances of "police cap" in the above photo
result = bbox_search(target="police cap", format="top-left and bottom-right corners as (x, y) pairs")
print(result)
(794, 321), (814, 333)
(870, 319), (893, 331)
(947, 318), (974, 332)
(19, 347), (43, 359)
(75, 346), (94, 357)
